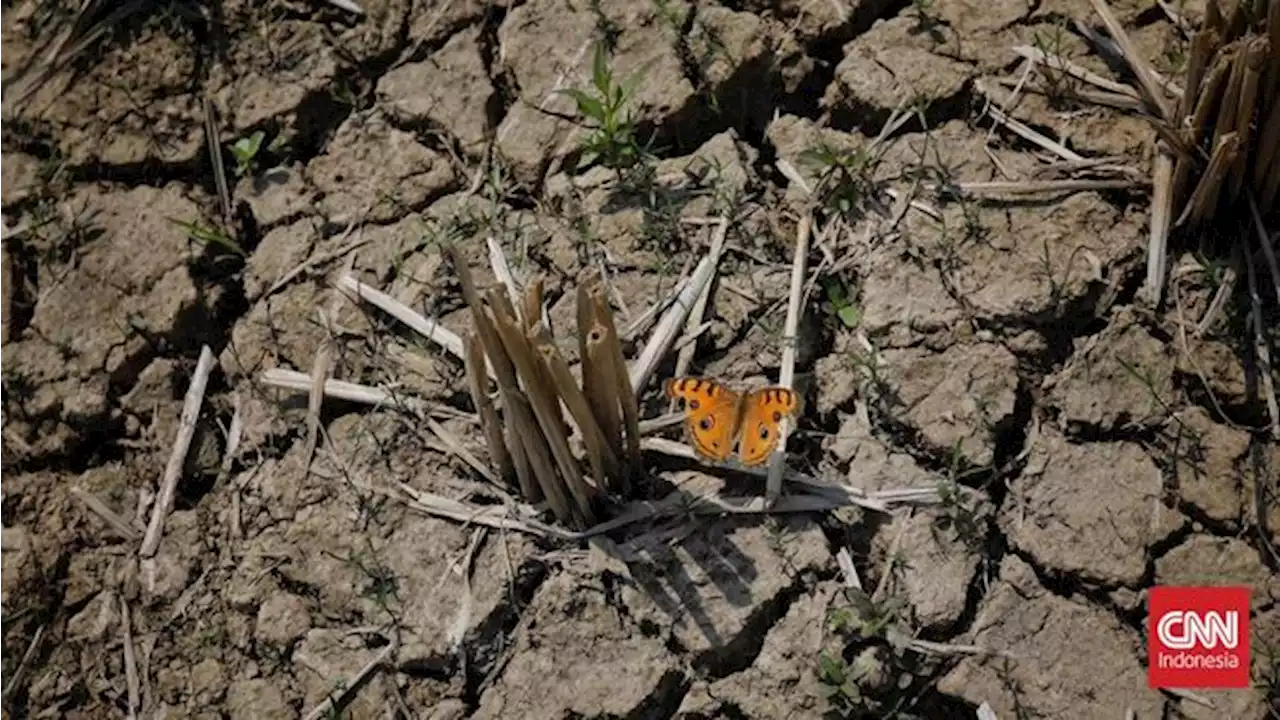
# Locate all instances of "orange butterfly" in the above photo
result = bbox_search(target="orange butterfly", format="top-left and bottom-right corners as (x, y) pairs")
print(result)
(663, 377), (801, 466)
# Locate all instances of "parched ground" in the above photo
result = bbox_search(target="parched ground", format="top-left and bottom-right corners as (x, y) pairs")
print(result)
(2, 0), (1279, 718)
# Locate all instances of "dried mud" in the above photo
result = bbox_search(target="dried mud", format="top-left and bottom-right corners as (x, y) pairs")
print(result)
(2, 0), (1278, 718)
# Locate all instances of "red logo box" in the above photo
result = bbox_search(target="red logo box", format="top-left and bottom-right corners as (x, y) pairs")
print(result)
(1148, 586), (1251, 689)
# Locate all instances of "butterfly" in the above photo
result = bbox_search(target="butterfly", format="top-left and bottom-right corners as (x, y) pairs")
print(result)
(663, 377), (801, 466)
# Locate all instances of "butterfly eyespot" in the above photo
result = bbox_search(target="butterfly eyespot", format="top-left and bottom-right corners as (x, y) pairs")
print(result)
(772, 410), (782, 422)
(699, 417), (713, 431)
(690, 399), (700, 410)
(758, 425), (771, 440)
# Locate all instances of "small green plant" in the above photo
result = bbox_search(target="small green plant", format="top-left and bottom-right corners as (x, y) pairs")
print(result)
(799, 141), (883, 217)
(848, 347), (892, 406)
(169, 217), (246, 259)
(230, 130), (265, 177)
(559, 42), (653, 173)
(1030, 24), (1081, 108)
(820, 589), (914, 715)
(818, 651), (865, 713)
(835, 588), (910, 640)
(821, 276), (862, 329)
(933, 445), (986, 551)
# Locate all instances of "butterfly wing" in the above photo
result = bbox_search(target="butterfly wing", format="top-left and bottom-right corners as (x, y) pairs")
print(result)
(736, 387), (801, 466)
(664, 377), (742, 463)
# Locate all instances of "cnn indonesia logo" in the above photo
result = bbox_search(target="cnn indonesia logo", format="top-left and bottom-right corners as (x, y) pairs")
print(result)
(1148, 586), (1251, 689)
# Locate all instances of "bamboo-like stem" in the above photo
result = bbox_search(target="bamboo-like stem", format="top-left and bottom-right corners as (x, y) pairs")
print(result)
(944, 179), (1145, 195)
(1242, 236), (1280, 441)
(121, 597), (139, 720)
(507, 392), (558, 510)
(579, 279), (623, 455)
(504, 423), (535, 497)
(981, 102), (1085, 162)
(442, 241), (548, 506)
(530, 323), (622, 490)
(1265, 131), (1280, 209)
(487, 287), (595, 525)
(1211, 45), (1247, 157)
(1177, 30), (1219, 124)
(1252, 66), (1280, 189)
(1223, 0), (1248, 43)
(592, 283), (641, 483)
(1247, 191), (1280, 320)
(1205, 0), (1224, 33)
(584, 324), (624, 453)
(336, 274), (490, 378)
(1270, 0), (1280, 56)
(1174, 54), (1232, 200)
(1229, 39), (1268, 201)
(301, 644), (397, 720)
(302, 335), (333, 478)
(1191, 53), (1233, 144)
(464, 331), (514, 487)
(203, 96), (232, 225)
(1177, 132), (1241, 226)
(1254, 56), (1280, 206)
(71, 487), (141, 540)
(493, 289), (557, 400)
(1012, 44), (1141, 98)
(765, 214), (811, 502)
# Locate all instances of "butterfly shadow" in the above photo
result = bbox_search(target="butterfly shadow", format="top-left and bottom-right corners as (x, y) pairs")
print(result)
(595, 475), (812, 660)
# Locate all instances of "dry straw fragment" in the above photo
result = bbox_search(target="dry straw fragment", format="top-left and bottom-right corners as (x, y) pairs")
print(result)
(765, 213), (811, 502)
(1088, 0), (1175, 119)
(1142, 146), (1175, 306)
(140, 345), (216, 558)
(464, 332), (514, 485)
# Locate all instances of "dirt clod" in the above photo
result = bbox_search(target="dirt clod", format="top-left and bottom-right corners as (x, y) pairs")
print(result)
(1048, 308), (1177, 432)
(473, 573), (683, 719)
(1001, 426), (1185, 585)
(938, 554), (1165, 717)
(880, 342), (1019, 466)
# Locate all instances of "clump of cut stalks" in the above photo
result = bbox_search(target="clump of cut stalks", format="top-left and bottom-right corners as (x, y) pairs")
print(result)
(443, 241), (641, 530)
(1079, 0), (1280, 304)
(260, 218), (945, 540)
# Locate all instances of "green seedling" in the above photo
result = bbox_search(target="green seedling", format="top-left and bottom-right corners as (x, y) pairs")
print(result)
(818, 651), (864, 712)
(799, 141), (882, 217)
(169, 217), (246, 259)
(822, 276), (862, 329)
(559, 41), (654, 172)
(231, 130), (265, 177)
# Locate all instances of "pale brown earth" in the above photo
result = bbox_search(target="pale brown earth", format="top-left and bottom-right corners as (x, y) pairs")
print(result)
(2, 0), (1278, 718)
